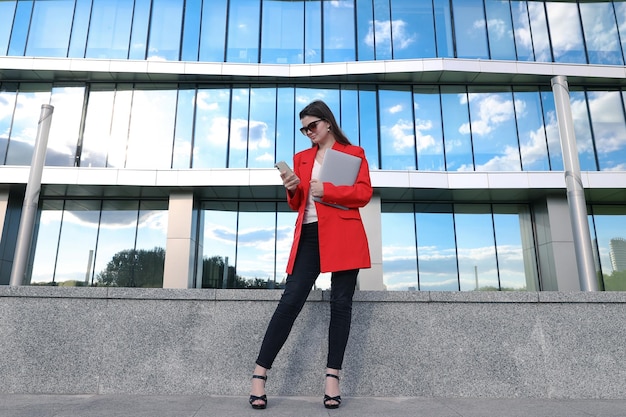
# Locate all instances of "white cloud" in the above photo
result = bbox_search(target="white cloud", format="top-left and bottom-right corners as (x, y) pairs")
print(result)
(460, 93), (515, 136)
(364, 19), (415, 50)
(389, 104), (403, 114)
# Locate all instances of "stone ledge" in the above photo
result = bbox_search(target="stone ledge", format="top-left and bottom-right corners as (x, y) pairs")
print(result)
(2, 286), (626, 303)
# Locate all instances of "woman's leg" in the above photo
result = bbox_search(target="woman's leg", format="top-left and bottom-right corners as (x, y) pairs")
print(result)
(324, 269), (358, 407)
(326, 268), (358, 370)
(255, 223), (321, 369)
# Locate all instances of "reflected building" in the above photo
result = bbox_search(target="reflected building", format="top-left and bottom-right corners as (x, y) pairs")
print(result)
(609, 238), (626, 273)
(0, 0), (625, 292)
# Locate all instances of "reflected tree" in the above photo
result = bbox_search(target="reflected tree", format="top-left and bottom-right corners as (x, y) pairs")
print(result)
(202, 255), (277, 289)
(96, 247), (165, 288)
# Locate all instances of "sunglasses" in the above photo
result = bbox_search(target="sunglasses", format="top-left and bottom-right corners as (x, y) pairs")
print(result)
(299, 119), (325, 135)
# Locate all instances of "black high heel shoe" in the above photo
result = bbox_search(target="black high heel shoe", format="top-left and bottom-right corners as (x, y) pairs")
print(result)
(249, 374), (267, 410)
(323, 373), (342, 409)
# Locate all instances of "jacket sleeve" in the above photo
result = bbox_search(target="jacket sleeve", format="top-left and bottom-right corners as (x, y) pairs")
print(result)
(320, 147), (373, 209)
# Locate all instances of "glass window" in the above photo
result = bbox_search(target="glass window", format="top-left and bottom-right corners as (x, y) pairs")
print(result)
(7, 0), (33, 56)
(199, 0), (227, 62)
(236, 202), (276, 287)
(261, 0), (304, 64)
(381, 205), (418, 291)
(85, 0), (133, 59)
(615, 3), (626, 64)
(441, 86), (473, 171)
(391, 0), (435, 59)
(373, 0), (392, 60)
(579, 3), (623, 65)
(379, 86), (416, 170)
(356, 0), (374, 61)
(126, 87), (177, 169)
(5, 84), (52, 166)
(128, 0), (151, 60)
(201, 202), (238, 288)
(467, 87), (521, 171)
(172, 86), (195, 169)
(340, 86), (359, 146)
(493, 204), (537, 291)
(134, 200), (168, 287)
(193, 86), (231, 168)
(452, 0), (489, 59)
(358, 87), (379, 170)
(53, 200), (101, 286)
(511, 1), (534, 61)
(92, 201), (140, 287)
(29, 200), (62, 284)
(591, 205), (626, 291)
(226, 0), (261, 63)
(107, 84), (133, 168)
(147, 0), (184, 61)
(323, 0), (355, 62)
(485, 0), (516, 60)
(433, 0), (453, 58)
(590, 91), (626, 171)
(545, 2), (586, 64)
(181, 0), (202, 61)
(46, 86), (85, 167)
(304, 0), (322, 63)
(413, 86), (444, 171)
(513, 89), (550, 171)
(527, 2), (551, 62)
(80, 85), (115, 168)
(0, 84), (17, 164)
(569, 90), (596, 171)
(228, 86), (250, 168)
(454, 204), (499, 291)
(0, 1), (17, 56)
(415, 204), (458, 291)
(275, 87), (295, 165)
(247, 86), (276, 168)
(276, 205), (297, 288)
(67, 0), (91, 58)
(25, 0), (73, 57)
(540, 90), (563, 171)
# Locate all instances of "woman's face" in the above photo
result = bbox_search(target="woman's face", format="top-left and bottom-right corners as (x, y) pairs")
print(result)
(300, 115), (331, 146)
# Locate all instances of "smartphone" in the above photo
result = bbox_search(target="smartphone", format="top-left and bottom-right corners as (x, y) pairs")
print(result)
(274, 161), (294, 176)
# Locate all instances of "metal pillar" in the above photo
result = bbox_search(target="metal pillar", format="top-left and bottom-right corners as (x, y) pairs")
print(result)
(9, 104), (54, 286)
(550, 76), (598, 291)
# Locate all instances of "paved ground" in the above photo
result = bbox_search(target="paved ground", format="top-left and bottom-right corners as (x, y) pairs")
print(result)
(2, 394), (626, 417)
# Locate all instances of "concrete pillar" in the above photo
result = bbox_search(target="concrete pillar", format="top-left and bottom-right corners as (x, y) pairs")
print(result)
(163, 191), (198, 289)
(358, 193), (385, 290)
(533, 195), (581, 291)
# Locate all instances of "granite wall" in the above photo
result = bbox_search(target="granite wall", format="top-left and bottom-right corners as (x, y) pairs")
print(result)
(1, 287), (625, 398)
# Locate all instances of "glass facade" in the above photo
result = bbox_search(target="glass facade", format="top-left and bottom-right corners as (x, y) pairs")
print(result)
(0, 0), (625, 292)
(2, 0), (626, 66)
(3, 82), (626, 172)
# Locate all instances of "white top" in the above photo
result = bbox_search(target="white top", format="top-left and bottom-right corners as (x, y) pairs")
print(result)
(303, 159), (321, 224)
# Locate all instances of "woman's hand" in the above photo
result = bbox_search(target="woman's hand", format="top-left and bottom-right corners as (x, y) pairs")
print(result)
(281, 171), (300, 192)
(310, 179), (324, 198)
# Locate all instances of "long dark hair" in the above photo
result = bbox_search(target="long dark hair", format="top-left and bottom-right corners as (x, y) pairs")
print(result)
(299, 100), (352, 146)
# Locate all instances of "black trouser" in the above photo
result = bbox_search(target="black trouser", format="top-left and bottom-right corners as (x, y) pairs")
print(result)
(255, 222), (358, 370)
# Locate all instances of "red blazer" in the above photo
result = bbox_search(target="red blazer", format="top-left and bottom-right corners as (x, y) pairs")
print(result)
(285, 142), (373, 274)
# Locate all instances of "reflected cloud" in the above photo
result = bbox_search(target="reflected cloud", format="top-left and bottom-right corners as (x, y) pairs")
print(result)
(485, 18), (510, 40)
(460, 94), (515, 136)
(198, 116), (270, 152)
(59, 209), (167, 232)
(364, 20), (415, 50)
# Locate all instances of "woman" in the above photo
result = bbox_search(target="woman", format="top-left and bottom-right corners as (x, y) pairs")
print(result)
(249, 100), (373, 410)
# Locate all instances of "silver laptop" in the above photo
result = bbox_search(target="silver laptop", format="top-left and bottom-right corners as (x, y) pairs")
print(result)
(314, 148), (362, 209)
